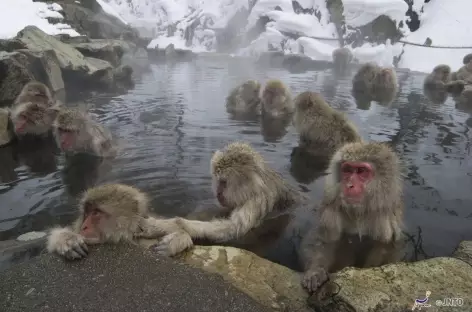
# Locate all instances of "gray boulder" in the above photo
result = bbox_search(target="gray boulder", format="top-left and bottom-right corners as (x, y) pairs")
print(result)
(72, 39), (135, 66)
(0, 49), (63, 104)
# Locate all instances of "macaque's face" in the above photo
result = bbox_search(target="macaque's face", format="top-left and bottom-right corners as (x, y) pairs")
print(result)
(242, 82), (260, 101)
(57, 127), (78, 151)
(13, 105), (50, 135)
(214, 176), (228, 207)
(79, 203), (111, 244)
(340, 161), (374, 204)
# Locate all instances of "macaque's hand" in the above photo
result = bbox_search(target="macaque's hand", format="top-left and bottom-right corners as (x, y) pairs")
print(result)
(134, 217), (163, 238)
(47, 228), (88, 260)
(302, 267), (329, 293)
(151, 231), (193, 257)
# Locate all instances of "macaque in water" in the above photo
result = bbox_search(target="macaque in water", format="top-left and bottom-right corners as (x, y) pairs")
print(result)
(454, 60), (472, 84)
(261, 79), (294, 117)
(463, 53), (472, 65)
(352, 63), (398, 105)
(292, 91), (361, 157)
(332, 47), (353, 74)
(300, 142), (404, 293)
(10, 101), (59, 137)
(14, 81), (54, 107)
(226, 80), (262, 115)
(134, 141), (303, 256)
(47, 183), (151, 259)
(52, 107), (115, 157)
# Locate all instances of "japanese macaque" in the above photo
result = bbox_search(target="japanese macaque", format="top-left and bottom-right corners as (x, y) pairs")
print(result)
(225, 80), (262, 115)
(47, 184), (151, 259)
(454, 60), (472, 84)
(292, 92), (362, 157)
(332, 47), (353, 74)
(352, 63), (398, 105)
(463, 53), (472, 65)
(423, 64), (454, 103)
(300, 142), (404, 293)
(14, 81), (54, 107)
(52, 107), (115, 157)
(134, 141), (303, 256)
(10, 101), (58, 137)
(260, 79), (294, 117)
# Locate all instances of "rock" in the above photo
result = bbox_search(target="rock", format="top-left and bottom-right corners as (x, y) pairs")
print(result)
(54, 34), (90, 45)
(0, 244), (270, 312)
(71, 39), (134, 66)
(0, 49), (64, 104)
(453, 240), (472, 265)
(17, 231), (47, 241)
(256, 51), (286, 68)
(84, 57), (114, 89)
(309, 257), (472, 312)
(0, 108), (13, 146)
(179, 245), (310, 312)
(282, 54), (331, 73)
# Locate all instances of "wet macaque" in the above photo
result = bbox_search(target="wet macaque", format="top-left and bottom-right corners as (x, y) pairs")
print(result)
(300, 142), (404, 293)
(352, 63), (398, 104)
(226, 80), (262, 115)
(261, 79), (294, 117)
(10, 101), (59, 137)
(445, 80), (466, 96)
(332, 47), (353, 73)
(423, 64), (451, 89)
(47, 183), (151, 259)
(463, 53), (472, 65)
(293, 92), (361, 157)
(134, 141), (303, 256)
(455, 60), (472, 84)
(14, 81), (55, 107)
(52, 107), (115, 157)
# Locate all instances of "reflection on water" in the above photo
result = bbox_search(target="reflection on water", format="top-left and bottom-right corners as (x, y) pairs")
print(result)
(0, 57), (471, 271)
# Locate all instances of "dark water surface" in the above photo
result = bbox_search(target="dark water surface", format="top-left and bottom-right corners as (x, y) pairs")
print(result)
(0, 56), (471, 270)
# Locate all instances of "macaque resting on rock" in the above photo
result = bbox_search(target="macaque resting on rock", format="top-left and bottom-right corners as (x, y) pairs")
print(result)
(52, 107), (115, 157)
(134, 141), (303, 256)
(300, 142), (404, 293)
(352, 63), (398, 105)
(261, 79), (294, 117)
(226, 80), (261, 115)
(292, 91), (362, 157)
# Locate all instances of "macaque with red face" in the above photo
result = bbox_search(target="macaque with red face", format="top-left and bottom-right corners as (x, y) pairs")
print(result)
(47, 183), (151, 259)
(52, 107), (115, 157)
(299, 142), (404, 294)
(10, 102), (58, 137)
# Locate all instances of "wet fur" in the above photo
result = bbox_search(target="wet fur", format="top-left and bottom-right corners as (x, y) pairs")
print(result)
(261, 79), (294, 117)
(47, 184), (151, 259)
(300, 142), (404, 293)
(352, 63), (398, 104)
(52, 107), (115, 157)
(332, 47), (353, 73)
(226, 80), (262, 115)
(454, 61), (472, 84)
(135, 141), (303, 256)
(293, 91), (361, 157)
(10, 102), (58, 136)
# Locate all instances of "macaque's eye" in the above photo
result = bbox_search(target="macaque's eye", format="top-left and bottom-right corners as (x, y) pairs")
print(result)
(357, 167), (367, 174)
(59, 127), (72, 133)
(342, 166), (355, 174)
(91, 209), (101, 217)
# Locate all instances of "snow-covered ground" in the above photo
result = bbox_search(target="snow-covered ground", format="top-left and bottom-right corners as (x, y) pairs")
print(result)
(1, 0), (471, 74)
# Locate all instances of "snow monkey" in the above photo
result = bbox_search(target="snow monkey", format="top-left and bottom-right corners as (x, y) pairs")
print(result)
(352, 63), (398, 105)
(300, 142), (404, 293)
(134, 141), (304, 256)
(10, 81), (58, 137)
(226, 80), (262, 115)
(260, 79), (294, 117)
(332, 47), (353, 74)
(47, 183), (151, 260)
(463, 53), (472, 65)
(454, 59), (472, 84)
(52, 107), (115, 157)
(292, 91), (362, 158)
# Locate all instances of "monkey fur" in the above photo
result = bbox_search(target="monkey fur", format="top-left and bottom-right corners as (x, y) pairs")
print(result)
(332, 47), (353, 74)
(134, 141), (304, 256)
(454, 61), (472, 84)
(260, 79), (294, 117)
(352, 63), (398, 104)
(300, 142), (404, 293)
(14, 81), (54, 107)
(52, 107), (115, 157)
(463, 53), (472, 65)
(293, 91), (362, 157)
(226, 80), (262, 115)
(47, 183), (152, 260)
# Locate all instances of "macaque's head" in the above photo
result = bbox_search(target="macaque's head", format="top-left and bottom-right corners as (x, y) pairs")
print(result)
(53, 108), (88, 152)
(463, 53), (472, 65)
(261, 79), (290, 112)
(240, 80), (261, 103)
(210, 142), (265, 208)
(11, 102), (57, 136)
(78, 184), (149, 244)
(376, 68), (397, 88)
(17, 81), (53, 105)
(294, 91), (325, 112)
(466, 60), (472, 72)
(432, 64), (451, 82)
(327, 142), (402, 210)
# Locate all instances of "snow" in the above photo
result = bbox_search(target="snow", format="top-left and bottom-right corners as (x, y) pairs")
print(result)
(398, 0), (472, 73)
(297, 37), (338, 61)
(247, 0), (294, 29)
(96, 0), (129, 25)
(0, 0), (80, 39)
(343, 0), (408, 28)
